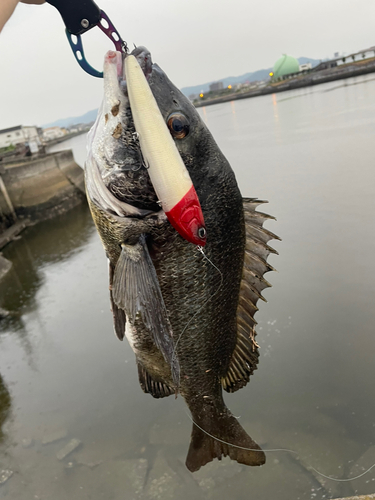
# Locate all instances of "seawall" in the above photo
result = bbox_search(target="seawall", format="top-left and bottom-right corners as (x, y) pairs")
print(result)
(195, 58), (375, 108)
(0, 149), (85, 239)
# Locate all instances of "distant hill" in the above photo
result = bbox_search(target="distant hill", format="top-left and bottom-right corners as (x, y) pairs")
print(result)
(43, 108), (98, 129)
(298, 57), (321, 66)
(44, 57), (320, 126)
(180, 57), (321, 96)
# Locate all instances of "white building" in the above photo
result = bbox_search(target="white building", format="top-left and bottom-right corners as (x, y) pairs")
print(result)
(209, 82), (224, 92)
(0, 125), (41, 149)
(299, 63), (312, 71)
(43, 127), (66, 141)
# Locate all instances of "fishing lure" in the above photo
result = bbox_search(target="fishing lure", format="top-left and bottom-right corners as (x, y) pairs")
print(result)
(125, 55), (207, 246)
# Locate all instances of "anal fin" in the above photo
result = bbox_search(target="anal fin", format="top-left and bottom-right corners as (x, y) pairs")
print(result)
(137, 361), (174, 399)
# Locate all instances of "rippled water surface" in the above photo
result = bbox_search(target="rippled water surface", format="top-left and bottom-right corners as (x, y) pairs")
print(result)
(2, 75), (375, 499)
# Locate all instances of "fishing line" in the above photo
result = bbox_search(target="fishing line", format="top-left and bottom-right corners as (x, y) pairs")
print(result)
(171, 246), (224, 363)
(173, 248), (375, 482)
(186, 412), (375, 482)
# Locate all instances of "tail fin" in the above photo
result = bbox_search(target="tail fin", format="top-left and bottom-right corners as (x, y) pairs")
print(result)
(186, 410), (265, 472)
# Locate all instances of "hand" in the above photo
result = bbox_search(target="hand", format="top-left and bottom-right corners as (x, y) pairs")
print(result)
(1, 0), (45, 33)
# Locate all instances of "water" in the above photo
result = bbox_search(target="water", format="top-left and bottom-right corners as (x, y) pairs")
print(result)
(47, 134), (88, 168)
(1, 75), (375, 499)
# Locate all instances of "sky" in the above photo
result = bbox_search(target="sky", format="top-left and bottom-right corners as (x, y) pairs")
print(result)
(1, 0), (375, 130)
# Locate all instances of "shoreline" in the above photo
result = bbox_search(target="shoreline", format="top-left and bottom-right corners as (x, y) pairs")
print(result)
(195, 58), (375, 108)
(44, 128), (89, 147)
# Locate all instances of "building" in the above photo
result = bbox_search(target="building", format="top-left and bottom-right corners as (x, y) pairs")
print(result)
(299, 63), (312, 72)
(313, 47), (375, 71)
(209, 82), (223, 92)
(313, 60), (338, 71)
(0, 125), (41, 149)
(43, 126), (66, 142)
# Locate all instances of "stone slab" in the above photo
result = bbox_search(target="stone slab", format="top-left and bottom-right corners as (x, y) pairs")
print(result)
(42, 428), (68, 445)
(0, 469), (13, 485)
(56, 438), (82, 460)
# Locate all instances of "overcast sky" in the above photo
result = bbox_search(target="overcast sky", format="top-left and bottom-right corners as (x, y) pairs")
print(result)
(1, 0), (375, 129)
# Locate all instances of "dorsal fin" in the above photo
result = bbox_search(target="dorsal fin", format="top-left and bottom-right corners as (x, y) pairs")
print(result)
(222, 198), (280, 393)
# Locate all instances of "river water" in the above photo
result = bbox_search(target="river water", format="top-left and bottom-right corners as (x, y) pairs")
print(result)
(1, 75), (375, 499)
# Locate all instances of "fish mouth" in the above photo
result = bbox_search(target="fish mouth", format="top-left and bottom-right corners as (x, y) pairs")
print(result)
(89, 47), (161, 213)
(105, 46), (154, 97)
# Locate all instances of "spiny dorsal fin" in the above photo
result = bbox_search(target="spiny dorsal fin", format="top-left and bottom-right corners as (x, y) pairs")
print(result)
(222, 198), (279, 393)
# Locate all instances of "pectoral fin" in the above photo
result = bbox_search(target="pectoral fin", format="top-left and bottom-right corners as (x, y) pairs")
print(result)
(112, 235), (180, 385)
(109, 262), (126, 341)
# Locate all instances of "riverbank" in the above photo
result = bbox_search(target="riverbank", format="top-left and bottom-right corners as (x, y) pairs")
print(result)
(44, 128), (90, 147)
(195, 57), (375, 107)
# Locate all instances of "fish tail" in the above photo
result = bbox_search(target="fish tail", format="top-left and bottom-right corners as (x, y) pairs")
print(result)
(185, 406), (265, 472)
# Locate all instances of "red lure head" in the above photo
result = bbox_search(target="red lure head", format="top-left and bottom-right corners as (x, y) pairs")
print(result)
(165, 185), (206, 246)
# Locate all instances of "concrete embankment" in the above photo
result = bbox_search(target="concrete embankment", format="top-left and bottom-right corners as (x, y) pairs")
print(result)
(195, 58), (375, 108)
(0, 149), (85, 254)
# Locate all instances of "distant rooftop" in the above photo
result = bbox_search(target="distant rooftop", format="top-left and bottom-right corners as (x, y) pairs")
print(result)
(0, 125), (22, 134)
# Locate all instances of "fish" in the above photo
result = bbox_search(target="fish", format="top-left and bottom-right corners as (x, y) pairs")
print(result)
(85, 46), (279, 472)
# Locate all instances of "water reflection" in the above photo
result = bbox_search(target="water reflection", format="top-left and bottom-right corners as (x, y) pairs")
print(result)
(0, 202), (94, 342)
(271, 93), (282, 144)
(201, 106), (209, 125)
(0, 374), (11, 444)
(229, 100), (239, 132)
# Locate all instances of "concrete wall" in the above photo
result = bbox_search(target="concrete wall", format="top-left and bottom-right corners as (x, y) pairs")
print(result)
(0, 150), (85, 230)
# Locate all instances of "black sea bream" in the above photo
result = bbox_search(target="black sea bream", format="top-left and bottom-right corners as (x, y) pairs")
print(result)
(85, 47), (279, 471)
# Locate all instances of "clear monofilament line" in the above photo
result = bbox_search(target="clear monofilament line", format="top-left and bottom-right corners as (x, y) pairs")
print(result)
(186, 412), (375, 483)
(171, 246), (224, 364)
(174, 252), (375, 483)
(177, 252), (375, 483)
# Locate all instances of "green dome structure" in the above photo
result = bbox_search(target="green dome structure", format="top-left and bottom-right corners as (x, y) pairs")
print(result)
(272, 54), (300, 78)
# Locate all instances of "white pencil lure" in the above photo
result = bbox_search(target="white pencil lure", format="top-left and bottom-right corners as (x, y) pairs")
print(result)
(124, 55), (207, 246)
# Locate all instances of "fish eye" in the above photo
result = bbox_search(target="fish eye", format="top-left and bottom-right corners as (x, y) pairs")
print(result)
(167, 113), (189, 139)
(198, 227), (206, 239)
